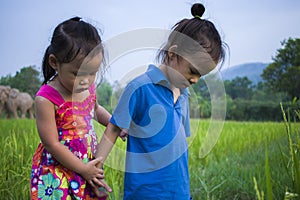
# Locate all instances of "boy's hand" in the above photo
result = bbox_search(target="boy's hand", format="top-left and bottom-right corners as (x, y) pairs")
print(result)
(91, 183), (111, 198)
(91, 179), (112, 196)
(90, 176), (112, 193)
(119, 129), (128, 141)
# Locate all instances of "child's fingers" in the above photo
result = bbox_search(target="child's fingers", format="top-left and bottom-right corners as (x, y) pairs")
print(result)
(97, 172), (105, 179)
(90, 157), (104, 166)
(88, 157), (104, 170)
(88, 180), (96, 189)
(120, 135), (127, 141)
(98, 179), (112, 193)
(119, 129), (128, 141)
(91, 178), (102, 187)
(91, 185), (102, 197)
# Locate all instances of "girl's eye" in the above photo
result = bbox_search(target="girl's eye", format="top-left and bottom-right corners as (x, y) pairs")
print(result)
(75, 72), (87, 76)
(90, 71), (97, 76)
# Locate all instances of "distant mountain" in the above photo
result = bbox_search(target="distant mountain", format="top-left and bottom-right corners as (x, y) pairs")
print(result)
(220, 62), (269, 84)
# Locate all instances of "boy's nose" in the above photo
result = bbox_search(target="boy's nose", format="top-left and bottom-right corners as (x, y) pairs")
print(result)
(189, 76), (200, 85)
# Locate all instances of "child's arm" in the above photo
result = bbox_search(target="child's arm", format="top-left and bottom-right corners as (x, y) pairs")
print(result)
(94, 102), (111, 126)
(94, 102), (128, 141)
(89, 122), (121, 193)
(35, 96), (104, 185)
(95, 122), (121, 169)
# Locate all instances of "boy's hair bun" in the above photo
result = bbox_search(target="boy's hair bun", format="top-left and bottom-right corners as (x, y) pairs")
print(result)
(191, 3), (205, 18)
(70, 16), (81, 22)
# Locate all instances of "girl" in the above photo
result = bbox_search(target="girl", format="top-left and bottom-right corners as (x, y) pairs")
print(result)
(30, 17), (111, 199)
(95, 3), (226, 200)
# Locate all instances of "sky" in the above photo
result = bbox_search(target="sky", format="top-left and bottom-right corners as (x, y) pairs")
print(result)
(1, 0), (300, 82)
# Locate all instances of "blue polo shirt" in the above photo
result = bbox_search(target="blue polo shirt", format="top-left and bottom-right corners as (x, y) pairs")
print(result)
(110, 64), (191, 200)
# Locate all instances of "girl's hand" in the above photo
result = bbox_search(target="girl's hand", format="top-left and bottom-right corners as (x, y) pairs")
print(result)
(80, 157), (104, 185)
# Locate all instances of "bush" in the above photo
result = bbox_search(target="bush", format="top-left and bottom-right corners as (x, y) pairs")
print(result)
(226, 99), (300, 121)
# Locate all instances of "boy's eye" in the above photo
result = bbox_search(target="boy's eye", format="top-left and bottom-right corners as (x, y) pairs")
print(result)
(190, 67), (199, 75)
(190, 69), (196, 74)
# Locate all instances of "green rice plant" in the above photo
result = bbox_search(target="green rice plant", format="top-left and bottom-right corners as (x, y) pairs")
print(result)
(253, 177), (264, 200)
(255, 103), (300, 200)
(0, 119), (297, 199)
(191, 119), (293, 199)
(280, 103), (300, 198)
(0, 119), (39, 199)
(265, 145), (273, 200)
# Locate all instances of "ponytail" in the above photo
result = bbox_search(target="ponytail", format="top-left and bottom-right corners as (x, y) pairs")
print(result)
(42, 46), (56, 85)
(41, 17), (103, 85)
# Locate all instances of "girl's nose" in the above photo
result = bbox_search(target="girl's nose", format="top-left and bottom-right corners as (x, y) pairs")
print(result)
(79, 77), (89, 85)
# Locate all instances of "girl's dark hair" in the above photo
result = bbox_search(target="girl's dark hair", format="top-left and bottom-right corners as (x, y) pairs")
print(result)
(157, 3), (226, 69)
(42, 17), (104, 84)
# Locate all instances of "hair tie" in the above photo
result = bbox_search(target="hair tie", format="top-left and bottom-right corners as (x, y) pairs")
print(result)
(194, 15), (202, 19)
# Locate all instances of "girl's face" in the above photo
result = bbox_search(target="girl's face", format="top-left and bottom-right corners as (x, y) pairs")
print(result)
(51, 53), (103, 95)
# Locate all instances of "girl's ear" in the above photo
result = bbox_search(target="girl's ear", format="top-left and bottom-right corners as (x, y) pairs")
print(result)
(48, 54), (59, 70)
(167, 45), (178, 59)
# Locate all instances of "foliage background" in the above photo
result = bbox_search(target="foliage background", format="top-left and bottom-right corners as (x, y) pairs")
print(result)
(0, 38), (299, 199)
(2, 38), (299, 121)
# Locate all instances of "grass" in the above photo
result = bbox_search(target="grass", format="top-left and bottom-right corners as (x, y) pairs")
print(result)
(0, 119), (38, 199)
(0, 119), (298, 199)
(188, 120), (294, 199)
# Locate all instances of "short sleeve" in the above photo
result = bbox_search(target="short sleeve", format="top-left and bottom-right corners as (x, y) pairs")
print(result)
(183, 103), (191, 137)
(178, 89), (191, 137)
(110, 81), (139, 129)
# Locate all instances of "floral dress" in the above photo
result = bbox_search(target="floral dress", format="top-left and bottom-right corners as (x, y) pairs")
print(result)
(30, 84), (105, 200)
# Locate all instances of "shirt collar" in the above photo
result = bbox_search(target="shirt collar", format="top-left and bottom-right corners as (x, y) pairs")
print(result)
(146, 64), (190, 96)
(146, 64), (169, 85)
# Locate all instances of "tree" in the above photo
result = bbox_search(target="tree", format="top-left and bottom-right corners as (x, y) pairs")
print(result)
(191, 78), (210, 100)
(0, 65), (41, 97)
(96, 79), (113, 113)
(224, 77), (253, 100)
(261, 38), (300, 99)
(191, 79), (211, 118)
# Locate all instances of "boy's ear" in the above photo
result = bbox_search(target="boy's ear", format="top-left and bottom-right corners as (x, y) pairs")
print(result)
(48, 54), (59, 70)
(167, 45), (178, 59)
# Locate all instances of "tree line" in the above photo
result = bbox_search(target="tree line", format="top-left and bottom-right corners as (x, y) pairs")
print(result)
(1, 37), (299, 121)
(190, 37), (300, 121)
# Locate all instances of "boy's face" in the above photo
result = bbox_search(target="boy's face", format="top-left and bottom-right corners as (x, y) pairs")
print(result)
(165, 45), (217, 89)
(166, 57), (201, 89)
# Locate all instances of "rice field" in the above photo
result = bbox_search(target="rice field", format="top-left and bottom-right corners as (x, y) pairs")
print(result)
(0, 118), (299, 199)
